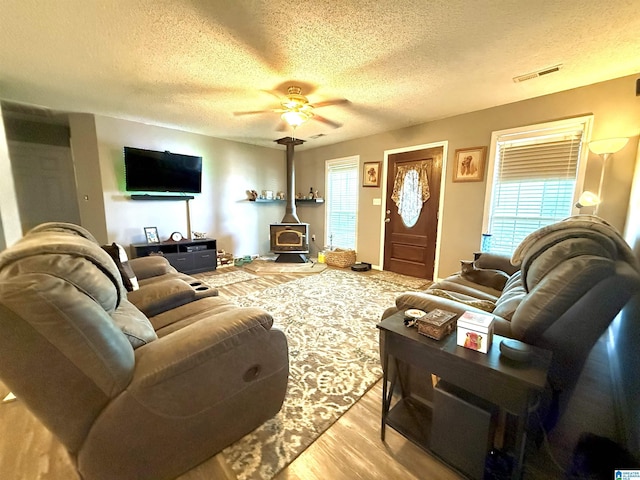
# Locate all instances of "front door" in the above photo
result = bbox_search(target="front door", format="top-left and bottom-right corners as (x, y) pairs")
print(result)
(383, 146), (443, 279)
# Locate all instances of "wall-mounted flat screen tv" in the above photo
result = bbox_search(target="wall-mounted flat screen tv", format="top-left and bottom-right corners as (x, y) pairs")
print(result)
(124, 147), (202, 193)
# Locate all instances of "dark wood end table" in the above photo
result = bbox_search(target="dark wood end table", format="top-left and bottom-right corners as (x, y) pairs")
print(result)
(377, 310), (551, 479)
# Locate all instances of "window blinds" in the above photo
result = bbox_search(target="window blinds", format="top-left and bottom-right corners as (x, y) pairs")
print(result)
(326, 160), (358, 249)
(487, 129), (584, 255)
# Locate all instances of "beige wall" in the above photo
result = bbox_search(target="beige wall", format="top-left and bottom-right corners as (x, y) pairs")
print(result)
(298, 74), (640, 277)
(6, 74), (639, 266)
(624, 138), (640, 256)
(0, 107), (22, 249)
(92, 116), (286, 256)
(69, 113), (109, 243)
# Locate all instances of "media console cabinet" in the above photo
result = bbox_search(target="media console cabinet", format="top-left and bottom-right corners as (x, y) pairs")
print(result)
(131, 238), (217, 274)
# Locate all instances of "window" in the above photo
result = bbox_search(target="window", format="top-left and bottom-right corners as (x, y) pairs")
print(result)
(483, 117), (592, 255)
(325, 157), (358, 249)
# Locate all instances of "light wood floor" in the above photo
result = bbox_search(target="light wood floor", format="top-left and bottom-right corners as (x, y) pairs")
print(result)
(0, 266), (622, 479)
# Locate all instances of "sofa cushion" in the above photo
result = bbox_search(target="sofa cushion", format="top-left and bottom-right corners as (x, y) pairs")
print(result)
(128, 255), (179, 281)
(474, 252), (519, 276)
(428, 288), (496, 312)
(127, 278), (196, 318)
(430, 276), (502, 300)
(512, 255), (615, 340)
(102, 243), (140, 292)
(111, 299), (157, 348)
(523, 236), (615, 292)
(0, 232), (125, 312)
(493, 272), (526, 321)
(460, 260), (510, 291)
(26, 221), (99, 243)
(511, 215), (639, 271)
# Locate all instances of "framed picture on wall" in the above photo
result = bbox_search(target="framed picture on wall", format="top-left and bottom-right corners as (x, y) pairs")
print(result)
(363, 161), (381, 187)
(452, 146), (487, 182)
(144, 226), (160, 244)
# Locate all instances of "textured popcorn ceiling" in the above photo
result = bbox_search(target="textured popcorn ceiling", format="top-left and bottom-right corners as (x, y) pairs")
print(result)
(1, 0), (639, 150)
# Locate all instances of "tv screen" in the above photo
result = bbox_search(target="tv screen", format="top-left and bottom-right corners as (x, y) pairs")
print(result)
(124, 147), (202, 193)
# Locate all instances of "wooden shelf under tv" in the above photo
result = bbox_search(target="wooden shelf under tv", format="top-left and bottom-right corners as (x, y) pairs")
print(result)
(130, 194), (195, 201)
(249, 198), (324, 204)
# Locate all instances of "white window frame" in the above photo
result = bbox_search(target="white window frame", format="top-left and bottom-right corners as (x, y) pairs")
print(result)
(482, 116), (594, 253)
(325, 155), (359, 250)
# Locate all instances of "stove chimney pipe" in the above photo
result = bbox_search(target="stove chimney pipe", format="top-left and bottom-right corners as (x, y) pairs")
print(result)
(276, 136), (305, 223)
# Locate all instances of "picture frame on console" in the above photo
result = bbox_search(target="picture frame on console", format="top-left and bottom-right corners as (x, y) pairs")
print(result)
(363, 161), (381, 187)
(144, 226), (160, 244)
(452, 146), (486, 182)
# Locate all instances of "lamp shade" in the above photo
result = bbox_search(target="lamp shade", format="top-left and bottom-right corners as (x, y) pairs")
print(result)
(588, 137), (628, 155)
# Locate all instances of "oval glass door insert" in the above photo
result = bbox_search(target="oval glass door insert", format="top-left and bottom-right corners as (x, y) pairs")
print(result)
(399, 169), (422, 228)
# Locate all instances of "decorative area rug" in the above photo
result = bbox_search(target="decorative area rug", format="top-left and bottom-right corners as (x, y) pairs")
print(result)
(243, 258), (328, 274)
(192, 270), (259, 288)
(222, 269), (421, 480)
(369, 270), (432, 290)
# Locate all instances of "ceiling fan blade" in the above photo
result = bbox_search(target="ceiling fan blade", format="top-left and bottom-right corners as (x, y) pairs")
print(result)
(312, 98), (350, 108)
(260, 89), (284, 101)
(313, 114), (342, 129)
(233, 109), (283, 116)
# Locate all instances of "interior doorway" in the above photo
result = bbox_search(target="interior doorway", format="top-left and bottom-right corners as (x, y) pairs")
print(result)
(381, 143), (446, 280)
(8, 141), (81, 233)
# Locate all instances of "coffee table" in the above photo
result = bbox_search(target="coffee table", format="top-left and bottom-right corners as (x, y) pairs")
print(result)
(377, 311), (551, 479)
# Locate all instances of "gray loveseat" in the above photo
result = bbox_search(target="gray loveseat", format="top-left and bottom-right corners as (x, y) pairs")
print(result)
(0, 223), (289, 480)
(382, 215), (640, 425)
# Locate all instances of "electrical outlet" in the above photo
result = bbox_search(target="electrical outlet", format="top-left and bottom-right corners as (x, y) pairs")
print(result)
(311, 234), (316, 242)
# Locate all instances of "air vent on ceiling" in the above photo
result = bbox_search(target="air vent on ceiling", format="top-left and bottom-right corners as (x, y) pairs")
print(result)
(513, 64), (563, 83)
(309, 133), (327, 139)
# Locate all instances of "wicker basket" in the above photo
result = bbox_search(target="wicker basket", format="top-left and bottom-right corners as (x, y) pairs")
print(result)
(324, 248), (357, 268)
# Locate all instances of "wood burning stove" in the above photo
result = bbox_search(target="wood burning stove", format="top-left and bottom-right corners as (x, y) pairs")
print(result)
(270, 137), (310, 263)
(270, 223), (309, 263)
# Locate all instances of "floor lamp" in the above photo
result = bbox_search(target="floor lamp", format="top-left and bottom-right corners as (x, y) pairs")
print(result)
(576, 137), (629, 214)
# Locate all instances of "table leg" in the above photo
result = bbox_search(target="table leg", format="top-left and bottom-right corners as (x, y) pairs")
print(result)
(381, 353), (397, 442)
(511, 410), (528, 480)
(381, 349), (388, 441)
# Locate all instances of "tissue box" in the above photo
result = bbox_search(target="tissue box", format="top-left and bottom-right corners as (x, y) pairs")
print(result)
(457, 311), (494, 354)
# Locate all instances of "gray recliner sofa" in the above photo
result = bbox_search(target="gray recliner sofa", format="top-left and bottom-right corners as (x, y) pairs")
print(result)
(0, 223), (289, 480)
(382, 215), (640, 425)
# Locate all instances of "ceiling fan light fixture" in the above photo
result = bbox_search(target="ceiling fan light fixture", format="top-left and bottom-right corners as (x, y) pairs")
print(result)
(280, 85), (312, 112)
(281, 110), (312, 127)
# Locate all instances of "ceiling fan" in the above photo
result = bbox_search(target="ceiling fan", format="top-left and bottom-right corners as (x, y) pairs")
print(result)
(234, 85), (349, 130)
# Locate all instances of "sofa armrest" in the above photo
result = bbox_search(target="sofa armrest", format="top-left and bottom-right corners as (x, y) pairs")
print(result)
(128, 256), (177, 280)
(127, 278), (195, 317)
(474, 252), (519, 276)
(395, 291), (488, 317)
(128, 307), (288, 415)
